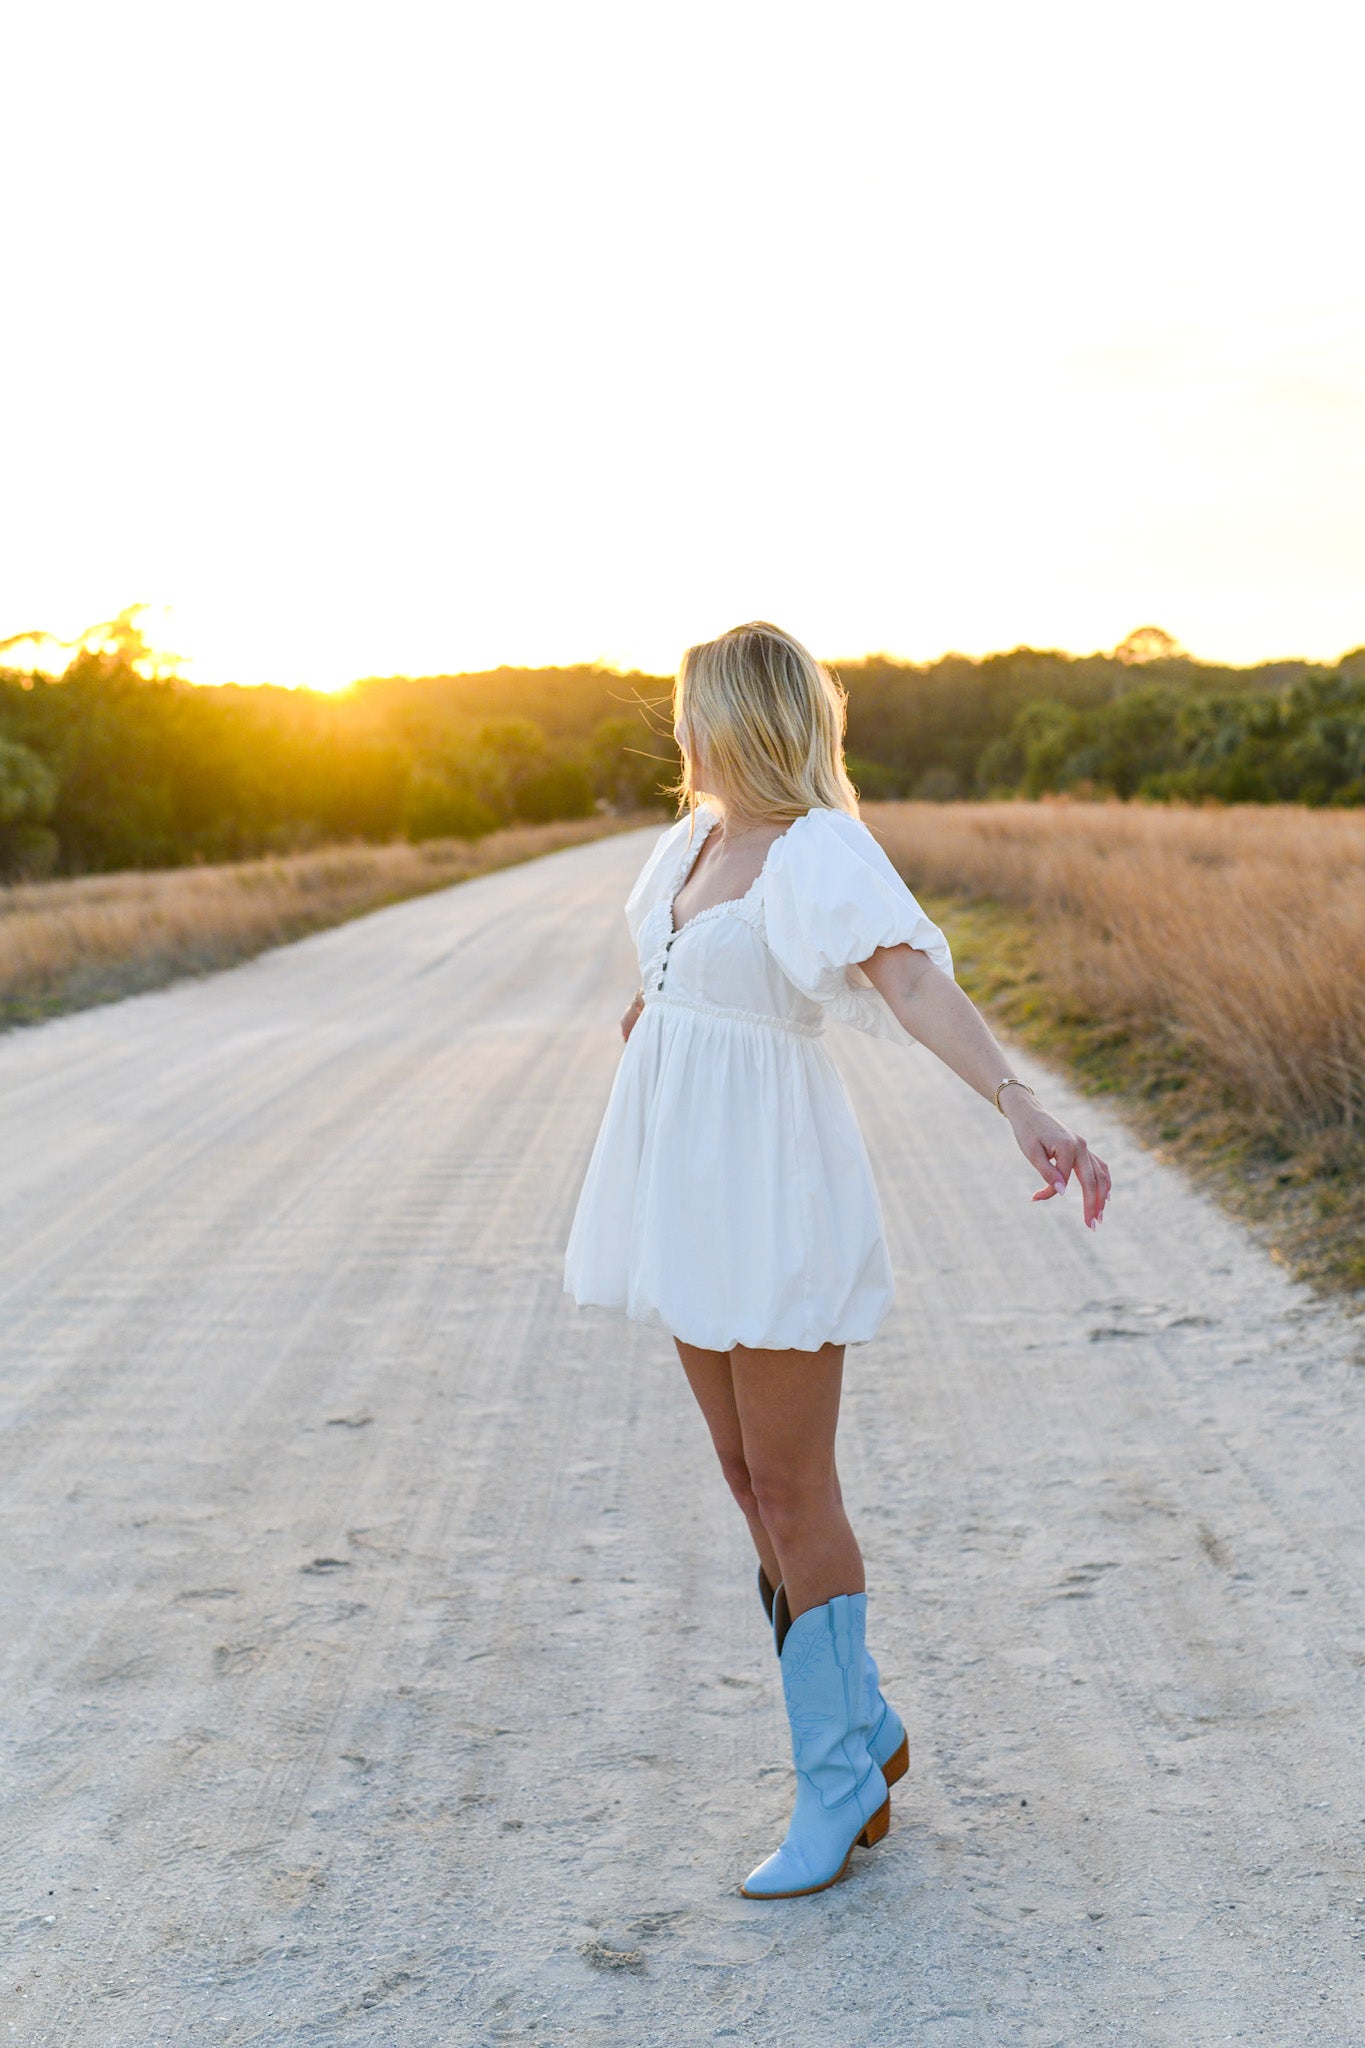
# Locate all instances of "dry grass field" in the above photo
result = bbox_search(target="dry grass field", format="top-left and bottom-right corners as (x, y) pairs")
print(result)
(0, 815), (647, 1026)
(865, 797), (1365, 1303)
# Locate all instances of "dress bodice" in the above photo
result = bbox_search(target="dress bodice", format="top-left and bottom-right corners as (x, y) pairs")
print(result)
(637, 888), (828, 1036)
(625, 804), (955, 1047)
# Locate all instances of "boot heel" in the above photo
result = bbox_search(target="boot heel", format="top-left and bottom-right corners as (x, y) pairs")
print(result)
(857, 1797), (890, 1848)
(882, 1731), (909, 1787)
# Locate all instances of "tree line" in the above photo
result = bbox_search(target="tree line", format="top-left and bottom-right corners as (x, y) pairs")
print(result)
(0, 617), (1360, 878)
(838, 631), (1365, 807)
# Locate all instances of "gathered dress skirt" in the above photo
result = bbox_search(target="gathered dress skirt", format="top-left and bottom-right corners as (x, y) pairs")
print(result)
(563, 995), (894, 1353)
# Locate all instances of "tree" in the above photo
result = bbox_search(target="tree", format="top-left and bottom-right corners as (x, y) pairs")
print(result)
(588, 716), (675, 809)
(1114, 626), (1184, 666)
(0, 736), (59, 876)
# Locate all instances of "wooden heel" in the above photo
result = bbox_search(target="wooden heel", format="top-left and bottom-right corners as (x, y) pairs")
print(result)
(857, 1797), (890, 1848)
(881, 1731), (910, 1787)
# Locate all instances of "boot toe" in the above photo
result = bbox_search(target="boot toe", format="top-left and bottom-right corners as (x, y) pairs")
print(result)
(740, 1840), (825, 1898)
(739, 1773), (888, 1898)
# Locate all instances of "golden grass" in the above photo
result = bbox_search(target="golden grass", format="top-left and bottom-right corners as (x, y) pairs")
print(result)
(863, 798), (1365, 1305)
(0, 815), (650, 1025)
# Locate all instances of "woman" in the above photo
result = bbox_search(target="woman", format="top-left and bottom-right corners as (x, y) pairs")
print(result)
(563, 621), (1112, 1900)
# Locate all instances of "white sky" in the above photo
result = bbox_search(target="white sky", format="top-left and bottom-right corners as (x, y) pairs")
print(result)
(4, 0), (1363, 688)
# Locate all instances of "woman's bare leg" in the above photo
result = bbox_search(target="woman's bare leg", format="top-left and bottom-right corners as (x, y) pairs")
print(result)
(674, 1338), (782, 1588)
(728, 1342), (864, 1623)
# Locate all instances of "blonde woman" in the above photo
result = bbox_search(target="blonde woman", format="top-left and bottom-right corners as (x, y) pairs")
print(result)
(563, 622), (1112, 1899)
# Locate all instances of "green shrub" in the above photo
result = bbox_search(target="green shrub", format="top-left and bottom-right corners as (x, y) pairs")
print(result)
(514, 758), (596, 824)
(0, 736), (58, 877)
(403, 772), (500, 842)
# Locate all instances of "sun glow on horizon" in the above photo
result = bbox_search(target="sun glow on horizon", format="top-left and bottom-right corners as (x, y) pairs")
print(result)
(4, 0), (1363, 688)
(12, 596), (1365, 697)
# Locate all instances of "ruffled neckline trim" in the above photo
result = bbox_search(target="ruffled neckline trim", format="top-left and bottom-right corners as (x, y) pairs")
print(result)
(666, 804), (833, 938)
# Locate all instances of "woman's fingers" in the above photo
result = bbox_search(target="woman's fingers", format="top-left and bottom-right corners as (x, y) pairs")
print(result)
(1064, 1139), (1111, 1226)
(621, 994), (645, 1041)
(1026, 1138), (1068, 1198)
(1022, 1128), (1113, 1226)
(1076, 1144), (1106, 1227)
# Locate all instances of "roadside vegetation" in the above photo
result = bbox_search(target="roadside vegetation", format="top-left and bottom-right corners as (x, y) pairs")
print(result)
(865, 799), (1365, 1308)
(0, 816), (645, 1027)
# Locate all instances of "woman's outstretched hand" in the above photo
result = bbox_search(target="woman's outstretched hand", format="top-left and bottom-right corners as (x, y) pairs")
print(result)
(851, 947), (1114, 1228)
(621, 989), (645, 1042)
(1005, 1092), (1112, 1229)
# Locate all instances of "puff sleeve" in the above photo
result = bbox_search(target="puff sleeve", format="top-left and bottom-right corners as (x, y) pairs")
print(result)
(762, 808), (954, 1046)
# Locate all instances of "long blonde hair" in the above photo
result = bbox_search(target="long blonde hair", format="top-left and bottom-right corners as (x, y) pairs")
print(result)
(669, 621), (860, 833)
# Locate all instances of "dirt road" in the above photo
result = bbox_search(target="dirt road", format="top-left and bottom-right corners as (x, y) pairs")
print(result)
(2, 825), (1362, 2046)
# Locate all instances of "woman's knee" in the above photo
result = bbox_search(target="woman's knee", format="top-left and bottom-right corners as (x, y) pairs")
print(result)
(717, 1451), (760, 1520)
(747, 1464), (840, 1542)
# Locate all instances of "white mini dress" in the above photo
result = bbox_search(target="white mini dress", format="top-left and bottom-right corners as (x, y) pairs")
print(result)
(562, 803), (955, 1354)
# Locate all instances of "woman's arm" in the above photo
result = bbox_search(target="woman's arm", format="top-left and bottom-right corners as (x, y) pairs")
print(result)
(858, 944), (1112, 1229)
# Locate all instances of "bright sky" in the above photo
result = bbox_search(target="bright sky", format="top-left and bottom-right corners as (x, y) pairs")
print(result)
(5, 0), (1363, 689)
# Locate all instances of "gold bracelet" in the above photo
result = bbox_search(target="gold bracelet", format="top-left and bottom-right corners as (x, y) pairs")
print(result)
(994, 1076), (1035, 1115)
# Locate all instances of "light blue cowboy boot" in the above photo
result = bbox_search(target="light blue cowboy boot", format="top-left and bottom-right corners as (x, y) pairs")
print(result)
(758, 1565), (909, 1787)
(740, 1590), (891, 1899)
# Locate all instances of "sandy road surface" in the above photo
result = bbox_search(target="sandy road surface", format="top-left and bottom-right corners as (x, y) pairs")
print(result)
(2, 825), (1363, 2048)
